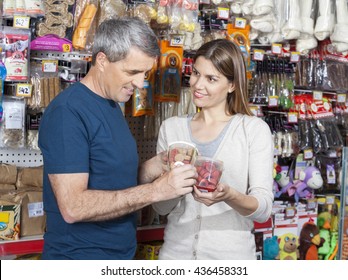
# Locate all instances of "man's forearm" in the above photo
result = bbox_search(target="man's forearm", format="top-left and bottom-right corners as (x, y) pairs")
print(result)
(138, 155), (163, 184)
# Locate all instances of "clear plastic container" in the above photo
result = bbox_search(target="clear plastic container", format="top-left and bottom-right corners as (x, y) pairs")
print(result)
(194, 156), (224, 192)
(167, 141), (198, 169)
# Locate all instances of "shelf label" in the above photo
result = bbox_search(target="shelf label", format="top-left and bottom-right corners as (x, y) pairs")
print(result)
(290, 52), (300, 63)
(307, 199), (317, 210)
(303, 148), (313, 160)
(272, 43), (282, 55)
(337, 93), (346, 103)
(234, 17), (246, 29)
(249, 106), (258, 116)
(170, 35), (184, 47)
(13, 15), (30, 29)
(268, 96), (278, 107)
(325, 195), (335, 205)
(287, 112), (298, 123)
(313, 90), (323, 100)
(253, 49), (264, 61)
(42, 60), (58, 73)
(285, 207), (296, 219)
(16, 83), (32, 97)
(218, 8), (230, 20)
(62, 44), (71, 53)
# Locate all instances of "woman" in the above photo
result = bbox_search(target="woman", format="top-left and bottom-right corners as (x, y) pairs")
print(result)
(153, 39), (274, 260)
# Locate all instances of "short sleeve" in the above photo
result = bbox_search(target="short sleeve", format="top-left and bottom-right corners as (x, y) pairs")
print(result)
(39, 105), (89, 174)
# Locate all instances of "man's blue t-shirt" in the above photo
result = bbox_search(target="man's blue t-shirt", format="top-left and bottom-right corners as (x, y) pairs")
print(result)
(38, 82), (139, 259)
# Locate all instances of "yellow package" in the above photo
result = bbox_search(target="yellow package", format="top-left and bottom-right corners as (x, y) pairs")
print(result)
(226, 22), (251, 77)
(132, 64), (156, 117)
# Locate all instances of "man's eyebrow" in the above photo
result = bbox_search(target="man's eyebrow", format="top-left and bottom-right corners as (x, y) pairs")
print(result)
(125, 69), (145, 74)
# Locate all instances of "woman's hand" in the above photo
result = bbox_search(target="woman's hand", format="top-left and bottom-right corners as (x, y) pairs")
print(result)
(192, 183), (234, 206)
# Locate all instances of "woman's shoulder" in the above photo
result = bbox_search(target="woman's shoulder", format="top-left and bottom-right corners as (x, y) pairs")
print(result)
(163, 114), (191, 125)
(240, 114), (271, 133)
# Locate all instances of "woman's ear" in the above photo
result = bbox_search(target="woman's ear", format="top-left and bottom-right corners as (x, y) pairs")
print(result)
(228, 84), (235, 93)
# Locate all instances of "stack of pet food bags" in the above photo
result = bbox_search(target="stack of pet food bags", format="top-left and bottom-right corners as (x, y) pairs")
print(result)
(0, 164), (46, 241)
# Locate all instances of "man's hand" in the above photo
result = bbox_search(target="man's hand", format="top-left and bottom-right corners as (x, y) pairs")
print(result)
(153, 164), (197, 201)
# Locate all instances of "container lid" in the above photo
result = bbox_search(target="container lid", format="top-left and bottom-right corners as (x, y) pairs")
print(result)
(168, 141), (197, 149)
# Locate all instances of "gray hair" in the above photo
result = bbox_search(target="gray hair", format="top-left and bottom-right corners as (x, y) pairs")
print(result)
(91, 17), (160, 65)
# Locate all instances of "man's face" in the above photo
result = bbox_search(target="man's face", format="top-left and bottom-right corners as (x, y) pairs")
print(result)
(100, 47), (156, 103)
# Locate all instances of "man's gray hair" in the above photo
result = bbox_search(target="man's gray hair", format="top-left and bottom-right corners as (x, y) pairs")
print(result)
(91, 17), (160, 64)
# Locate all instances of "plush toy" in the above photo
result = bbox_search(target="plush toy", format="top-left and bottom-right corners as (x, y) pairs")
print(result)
(317, 212), (332, 258)
(278, 233), (299, 260)
(318, 211), (339, 260)
(294, 166), (324, 203)
(263, 236), (279, 260)
(272, 163), (281, 195)
(275, 166), (297, 199)
(299, 218), (325, 260)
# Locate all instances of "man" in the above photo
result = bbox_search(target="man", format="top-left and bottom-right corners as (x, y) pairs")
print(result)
(38, 17), (196, 260)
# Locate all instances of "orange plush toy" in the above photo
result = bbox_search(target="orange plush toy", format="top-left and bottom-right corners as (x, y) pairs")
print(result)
(299, 219), (325, 260)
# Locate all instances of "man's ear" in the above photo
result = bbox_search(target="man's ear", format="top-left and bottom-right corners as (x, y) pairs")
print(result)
(96, 52), (107, 71)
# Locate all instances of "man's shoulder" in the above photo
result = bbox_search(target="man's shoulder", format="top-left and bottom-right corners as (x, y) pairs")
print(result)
(50, 83), (89, 107)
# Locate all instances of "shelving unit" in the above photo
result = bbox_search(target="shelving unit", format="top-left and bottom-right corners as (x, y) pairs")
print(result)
(0, 236), (44, 256)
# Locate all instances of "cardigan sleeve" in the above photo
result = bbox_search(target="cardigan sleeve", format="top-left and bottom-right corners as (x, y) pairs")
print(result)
(152, 117), (183, 215)
(244, 117), (274, 223)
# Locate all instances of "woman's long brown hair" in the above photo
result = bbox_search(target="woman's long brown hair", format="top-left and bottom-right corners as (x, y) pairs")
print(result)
(193, 39), (253, 116)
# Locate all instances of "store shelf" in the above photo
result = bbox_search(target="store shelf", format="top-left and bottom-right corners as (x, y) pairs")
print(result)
(137, 225), (165, 243)
(0, 225), (165, 257)
(0, 235), (44, 257)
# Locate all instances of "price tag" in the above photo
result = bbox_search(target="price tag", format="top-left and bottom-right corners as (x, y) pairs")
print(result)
(313, 90), (323, 100)
(290, 52), (300, 63)
(268, 96), (278, 107)
(13, 15), (30, 29)
(42, 60), (58, 73)
(170, 36), (184, 47)
(287, 112), (298, 123)
(337, 93), (346, 103)
(285, 207), (296, 218)
(249, 106), (258, 116)
(325, 195), (335, 205)
(272, 43), (282, 55)
(306, 199), (317, 210)
(16, 83), (32, 97)
(253, 50), (264, 61)
(303, 149), (313, 160)
(234, 17), (246, 29)
(217, 8), (230, 20)
(62, 44), (71, 53)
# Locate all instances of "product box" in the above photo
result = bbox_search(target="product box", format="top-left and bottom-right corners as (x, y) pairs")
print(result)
(297, 199), (318, 236)
(156, 40), (183, 102)
(273, 201), (298, 237)
(0, 201), (21, 240)
(254, 217), (273, 241)
(134, 241), (163, 260)
(144, 241), (162, 260)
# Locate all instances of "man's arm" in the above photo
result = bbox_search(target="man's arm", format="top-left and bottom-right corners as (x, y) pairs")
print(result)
(138, 152), (168, 184)
(49, 163), (196, 223)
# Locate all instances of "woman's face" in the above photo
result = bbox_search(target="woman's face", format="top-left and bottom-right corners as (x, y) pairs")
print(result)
(189, 56), (234, 110)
